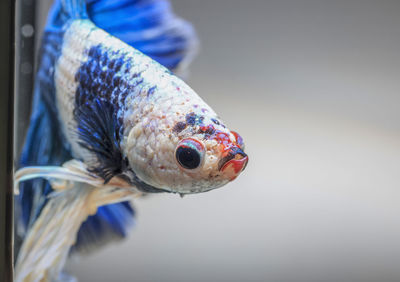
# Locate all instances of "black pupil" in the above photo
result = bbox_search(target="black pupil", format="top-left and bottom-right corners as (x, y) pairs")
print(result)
(176, 146), (201, 169)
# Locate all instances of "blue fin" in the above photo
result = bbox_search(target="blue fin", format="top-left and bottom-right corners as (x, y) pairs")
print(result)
(75, 97), (127, 182)
(18, 28), (72, 230)
(87, 0), (198, 70)
(72, 202), (135, 253)
(61, 0), (88, 19)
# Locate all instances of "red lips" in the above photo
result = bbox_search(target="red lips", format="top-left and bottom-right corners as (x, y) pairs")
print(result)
(221, 155), (249, 181)
(219, 147), (248, 181)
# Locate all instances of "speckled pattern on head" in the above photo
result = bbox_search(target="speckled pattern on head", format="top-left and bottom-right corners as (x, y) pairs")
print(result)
(55, 19), (247, 194)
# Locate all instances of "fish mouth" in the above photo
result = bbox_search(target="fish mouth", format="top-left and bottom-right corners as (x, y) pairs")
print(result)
(218, 147), (248, 180)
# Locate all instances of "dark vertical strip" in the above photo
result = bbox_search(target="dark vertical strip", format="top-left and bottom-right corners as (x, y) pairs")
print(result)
(13, 0), (37, 261)
(15, 0), (36, 158)
(0, 0), (15, 280)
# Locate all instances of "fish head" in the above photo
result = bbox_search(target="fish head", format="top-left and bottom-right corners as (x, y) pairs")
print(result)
(124, 93), (248, 194)
(172, 123), (249, 193)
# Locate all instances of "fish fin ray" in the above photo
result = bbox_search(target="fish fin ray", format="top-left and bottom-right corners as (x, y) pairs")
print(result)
(75, 97), (127, 182)
(61, 0), (88, 19)
(87, 0), (198, 71)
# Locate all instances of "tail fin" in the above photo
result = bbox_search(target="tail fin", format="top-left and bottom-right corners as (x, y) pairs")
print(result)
(16, 185), (94, 282)
(16, 183), (136, 281)
(71, 202), (135, 254)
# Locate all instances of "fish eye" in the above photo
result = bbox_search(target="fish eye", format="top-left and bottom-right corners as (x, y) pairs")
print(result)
(175, 138), (205, 170)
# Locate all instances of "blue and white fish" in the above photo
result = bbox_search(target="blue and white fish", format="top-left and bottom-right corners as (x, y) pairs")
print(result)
(15, 0), (248, 280)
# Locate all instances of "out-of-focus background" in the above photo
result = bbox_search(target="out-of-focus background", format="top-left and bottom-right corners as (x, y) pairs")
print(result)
(31, 0), (400, 281)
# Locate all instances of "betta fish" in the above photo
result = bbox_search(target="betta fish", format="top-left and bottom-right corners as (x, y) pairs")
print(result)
(14, 0), (248, 281)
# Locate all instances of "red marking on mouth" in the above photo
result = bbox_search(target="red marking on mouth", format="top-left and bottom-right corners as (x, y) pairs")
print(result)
(221, 155), (249, 181)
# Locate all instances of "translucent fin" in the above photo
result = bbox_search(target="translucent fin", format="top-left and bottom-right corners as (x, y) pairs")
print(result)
(15, 185), (93, 282)
(14, 164), (103, 195)
(15, 182), (139, 282)
(15, 159), (134, 194)
(15, 159), (141, 257)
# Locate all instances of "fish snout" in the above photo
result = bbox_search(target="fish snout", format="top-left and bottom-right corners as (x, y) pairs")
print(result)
(219, 147), (248, 180)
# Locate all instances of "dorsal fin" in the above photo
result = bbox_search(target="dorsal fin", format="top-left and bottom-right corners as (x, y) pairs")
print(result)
(87, 0), (198, 71)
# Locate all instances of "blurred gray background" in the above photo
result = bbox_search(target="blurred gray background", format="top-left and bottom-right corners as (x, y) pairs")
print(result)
(33, 0), (400, 281)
